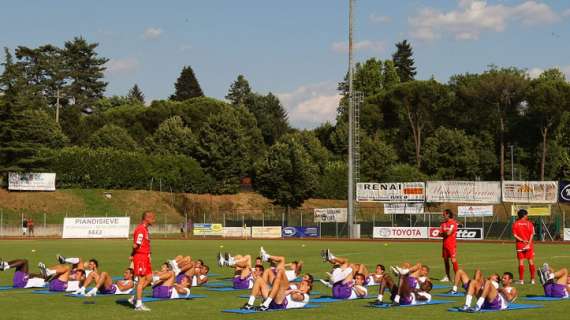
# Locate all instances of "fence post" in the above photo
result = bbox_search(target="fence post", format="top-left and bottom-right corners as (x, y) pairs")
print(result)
(262, 210), (264, 228)
(281, 207), (284, 228)
(44, 212), (47, 229)
(223, 212), (226, 228)
(164, 214), (167, 238)
(335, 222), (338, 239)
(185, 211), (189, 239)
(300, 210), (303, 228)
(0, 210), (3, 237)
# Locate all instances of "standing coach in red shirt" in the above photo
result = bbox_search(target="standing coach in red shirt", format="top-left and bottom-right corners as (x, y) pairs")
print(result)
(512, 209), (536, 284)
(439, 209), (459, 282)
(131, 211), (156, 311)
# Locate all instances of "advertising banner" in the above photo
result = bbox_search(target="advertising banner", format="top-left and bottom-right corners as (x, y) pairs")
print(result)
(457, 205), (494, 217)
(564, 228), (570, 241)
(372, 227), (428, 239)
(223, 227), (251, 238)
(8, 172), (56, 191)
(511, 205), (551, 216)
(426, 181), (501, 204)
(559, 181), (570, 203)
(429, 227), (484, 240)
(502, 181), (558, 203)
(193, 223), (224, 236)
(314, 208), (347, 223)
(357, 182), (425, 202)
(251, 226), (282, 238)
(383, 203), (424, 214)
(62, 217), (130, 239)
(282, 226), (320, 238)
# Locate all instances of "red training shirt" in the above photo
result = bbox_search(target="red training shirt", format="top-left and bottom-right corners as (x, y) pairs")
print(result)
(512, 219), (534, 250)
(133, 223), (151, 255)
(440, 219), (458, 248)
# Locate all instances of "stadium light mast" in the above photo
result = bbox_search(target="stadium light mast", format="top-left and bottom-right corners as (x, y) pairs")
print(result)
(347, 0), (355, 238)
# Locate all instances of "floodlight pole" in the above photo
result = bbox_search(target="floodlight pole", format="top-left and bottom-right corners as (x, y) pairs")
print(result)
(347, 0), (355, 239)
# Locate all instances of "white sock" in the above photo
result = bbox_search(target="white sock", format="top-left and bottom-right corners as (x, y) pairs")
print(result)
(377, 294), (383, 302)
(394, 295), (400, 303)
(329, 253), (336, 260)
(136, 299), (143, 307)
(46, 269), (56, 276)
(65, 257), (80, 264)
(2, 262), (10, 270)
(476, 297), (485, 308)
(248, 295), (256, 305)
(87, 288), (97, 295)
(465, 294), (473, 306)
(262, 297), (272, 307)
(452, 285), (458, 292)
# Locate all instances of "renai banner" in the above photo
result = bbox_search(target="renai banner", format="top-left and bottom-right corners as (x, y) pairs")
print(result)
(356, 182), (425, 203)
(502, 181), (558, 203)
(8, 172), (56, 191)
(62, 217), (130, 239)
(426, 181), (501, 204)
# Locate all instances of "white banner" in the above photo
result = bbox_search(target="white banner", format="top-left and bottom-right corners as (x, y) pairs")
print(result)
(426, 181), (501, 204)
(223, 227), (251, 238)
(458, 205), (494, 217)
(251, 226), (282, 238)
(62, 217), (130, 239)
(357, 182), (425, 202)
(314, 208), (347, 223)
(373, 227), (428, 239)
(383, 203), (424, 214)
(502, 181), (558, 203)
(8, 172), (56, 191)
(564, 228), (570, 241)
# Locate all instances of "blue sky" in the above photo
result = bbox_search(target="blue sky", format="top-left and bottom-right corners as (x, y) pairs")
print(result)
(1, 0), (569, 128)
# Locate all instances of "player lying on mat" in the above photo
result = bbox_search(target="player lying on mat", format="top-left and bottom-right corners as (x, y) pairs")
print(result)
(319, 249), (368, 299)
(168, 256), (210, 287)
(151, 262), (192, 299)
(241, 265), (314, 311)
(218, 252), (255, 290)
(447, 268), (485, 295)
(37, 262), (85, 292)
(0, 258), (49, 288)
(259, 247), (303, 283)
(84, 268), (135, 296)
(538, 263), (569, 298)
(460, 272), (517, 312)
(368, 264), (398, 305)
(390, 263), (433, 305)
(57, 254), (99, 281)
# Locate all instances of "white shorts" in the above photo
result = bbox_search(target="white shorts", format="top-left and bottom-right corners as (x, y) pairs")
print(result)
(415, 291), (432, 303)
(25, 277), (46, 288)
(286, 270), (297, 281)
(349, 285), (368, 300)
(66, 280), (80, 292)
(113, 284), (133, 295)
(498, 294), (508, 310)
(366, 275), (379, 286)
(22, 227), (28, 234)
(285, 293), (309, 309)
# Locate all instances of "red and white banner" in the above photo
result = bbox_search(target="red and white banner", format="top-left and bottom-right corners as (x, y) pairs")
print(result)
(426, 181), (501, 204)
(429, 227), (484, 240)
(373, 227), (428, 239)
(458, 205), (494, 217)
(502, 181), (558, 203)
(357, 182), (425, 203)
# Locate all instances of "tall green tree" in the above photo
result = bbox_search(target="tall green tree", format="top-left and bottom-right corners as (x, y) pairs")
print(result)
(382, 60), (400, 90)
(392, 40), (416, 82)
(360, 134), (398, 182)
(245, 93), (289, 145)
(170, 66), (204, 101)
(127, 84), (145, 104)
(255, 137), (318, 210)
(226, 74), (252, 106)
(87, 124), (138, 151)
(144, 116), (196, 156)
(280, 131), (330, 173)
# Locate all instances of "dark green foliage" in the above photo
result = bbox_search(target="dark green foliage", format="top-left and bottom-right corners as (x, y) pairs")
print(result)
(392, 40), (416, 82)
(360, 134), (398, 182)
(226, 74), (252, 106)
(315, 160), (348, 199)
(144, 116), (196, 156)
(41, 147), (209, 192)
(170, 66), (204, 101)
(245, 93), (289, 145)
(87, 124), (138, 151)
(127, 84), (145, 104)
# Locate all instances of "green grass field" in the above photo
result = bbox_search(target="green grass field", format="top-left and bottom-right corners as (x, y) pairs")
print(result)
(1, 239), (569, 319)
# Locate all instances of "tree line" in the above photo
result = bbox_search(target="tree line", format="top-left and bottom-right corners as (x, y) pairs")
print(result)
(1, 38), (569, 210)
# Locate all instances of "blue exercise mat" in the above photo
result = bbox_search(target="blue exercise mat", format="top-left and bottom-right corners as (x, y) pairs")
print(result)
(116, 294), (207, 303)
(435, 292), (466, 297)
(238, 291), (321, 298)
(311, 296), (373, 303)
(369, 300), (454, 308)
(32, 290), (66, 295)
(448, 304), (543, 313)
(222, 304), (320, 314)
(207, 287), (245, 292)
(203, 281), (231, 288)
(525, 295), (569, 301)
(0, 285), (46, 291)
(432, 284), (451, 289)
(207, 273), (222, 277)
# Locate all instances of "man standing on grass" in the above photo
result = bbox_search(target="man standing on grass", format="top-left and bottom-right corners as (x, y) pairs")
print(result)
(130, 211), (156, 311)
(512, 209), (536, 284)
(439, 209), (459, 282)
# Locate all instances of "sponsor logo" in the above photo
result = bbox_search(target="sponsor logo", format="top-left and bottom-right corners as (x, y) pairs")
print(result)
(561, 184), (570, 201)
(283, 227), (297, 237)
(430, 228), (441, 238)
(378, 228), (391, 238)
(304, 228), (319, 237)
(429, 227), (482, 240)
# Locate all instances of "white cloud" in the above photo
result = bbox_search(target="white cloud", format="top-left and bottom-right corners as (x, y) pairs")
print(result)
(369, 13), (392, 23)
(527, 67), (544, 79)
(277, 82), (341, 129)
(105, 57), (140, 76)
(409, 1), (562, 41)
(331, 40), (386, 53)
(143, 27), (163, 40)
(527, 66), (570, 79)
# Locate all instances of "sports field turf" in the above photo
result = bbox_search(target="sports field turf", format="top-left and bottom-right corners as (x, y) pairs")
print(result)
(1, 239), (569, 319)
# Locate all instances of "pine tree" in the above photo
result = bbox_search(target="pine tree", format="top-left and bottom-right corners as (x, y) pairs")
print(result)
(170, 66), (204, 101)
(128, 84), (145, 104)
(392, 40), (417, 82)
(382, 60), (400, 89)
(226, 74), (252, 106)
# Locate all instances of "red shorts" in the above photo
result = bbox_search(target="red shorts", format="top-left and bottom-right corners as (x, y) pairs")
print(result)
(133, 254), (152, 277)
(442, 246), (456, 259)
(516, 248), (534, 260)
